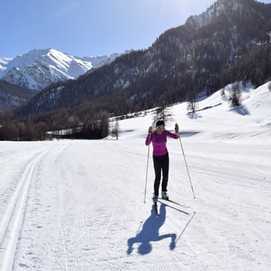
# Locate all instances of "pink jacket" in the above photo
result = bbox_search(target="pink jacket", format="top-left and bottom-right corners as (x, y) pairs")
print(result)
(145, 130), (179, 156)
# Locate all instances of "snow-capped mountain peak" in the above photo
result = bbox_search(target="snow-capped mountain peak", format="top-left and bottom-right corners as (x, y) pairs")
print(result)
(0, 57), (11, 67)
(0, 57), (12, 77)
(0, 49), (120, 91)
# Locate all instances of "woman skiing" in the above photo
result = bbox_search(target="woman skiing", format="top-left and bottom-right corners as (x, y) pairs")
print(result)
(145, 120), (179, 202)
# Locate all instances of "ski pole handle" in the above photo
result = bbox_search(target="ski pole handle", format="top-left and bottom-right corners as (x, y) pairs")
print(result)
(175, 123), (179, 133)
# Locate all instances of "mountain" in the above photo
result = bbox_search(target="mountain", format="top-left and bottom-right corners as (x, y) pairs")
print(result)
(1, 82), (271, 269)
(83, 53), (121, 70)
(0, 80), (35, 111)
(0, 49), (120, 91)
(19, 0), (271, 118)
(186, 0), (265, 28)
(0, 58), (11, 77)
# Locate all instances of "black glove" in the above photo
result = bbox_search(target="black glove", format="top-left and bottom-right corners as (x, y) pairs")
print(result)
(175, 123), (179, 133)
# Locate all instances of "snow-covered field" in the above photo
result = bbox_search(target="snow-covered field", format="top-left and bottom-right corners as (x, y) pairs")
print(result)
(0, 82), (271, 270)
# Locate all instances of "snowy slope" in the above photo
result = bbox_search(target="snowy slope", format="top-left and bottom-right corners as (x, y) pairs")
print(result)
(0, 49), (120, 91)
(83, 53), (120, 70)
(0, 82), (270, 270)
(0, 58), (11, 77)
(1, 49), (92, 90)
(119, 81), (271, 143)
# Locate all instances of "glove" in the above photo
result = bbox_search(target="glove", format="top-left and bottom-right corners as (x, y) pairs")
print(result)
(148, 126), (153, 134)
(175, 123), (179, 133)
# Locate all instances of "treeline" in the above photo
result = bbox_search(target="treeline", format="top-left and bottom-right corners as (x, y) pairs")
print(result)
(0, 108), (110, 141)
(0, 119), (47, 141)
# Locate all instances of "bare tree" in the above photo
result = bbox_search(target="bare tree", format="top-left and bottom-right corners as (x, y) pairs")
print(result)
(230, 83), (242, 107)
(186, 88), (198, 118)
(99, 111), (109, 139)
(187, 100), (198, 117)
(154, 103), (171, 125)
(220, 87), (229, 101)
(111, 119), (119, 140)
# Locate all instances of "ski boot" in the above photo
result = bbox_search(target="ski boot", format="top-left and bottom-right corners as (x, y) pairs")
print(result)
(161, 191), (169, 201)
(152, 194), (158, 203)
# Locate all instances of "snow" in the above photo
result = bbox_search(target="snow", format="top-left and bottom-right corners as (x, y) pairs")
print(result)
(0, 49), (120, 90)
(0, 82), (271, 270)
(1, 49), (93, 90)
(83, 53), (120, 70)
(0, 58), (12, 77)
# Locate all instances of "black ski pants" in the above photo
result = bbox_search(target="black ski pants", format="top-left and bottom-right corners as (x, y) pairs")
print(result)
(153, 153), (169, 196)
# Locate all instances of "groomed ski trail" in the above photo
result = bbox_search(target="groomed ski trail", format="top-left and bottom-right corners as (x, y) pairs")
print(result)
(0, 138), (270, 271)
(0, 151), (48, 271)
(0, 143), (69, 271)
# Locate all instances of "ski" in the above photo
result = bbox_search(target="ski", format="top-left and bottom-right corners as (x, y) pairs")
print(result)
(158, 198), (189, 208)
(158, 199), (190, 216)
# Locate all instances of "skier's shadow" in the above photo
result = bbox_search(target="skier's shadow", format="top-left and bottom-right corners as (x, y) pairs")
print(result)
(127, 204), (176, 255)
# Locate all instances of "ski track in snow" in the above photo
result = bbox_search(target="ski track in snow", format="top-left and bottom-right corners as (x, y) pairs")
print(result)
(0, 137), (269, 270)
(0, 83), (271, 270)
(0, 143), (53, 271)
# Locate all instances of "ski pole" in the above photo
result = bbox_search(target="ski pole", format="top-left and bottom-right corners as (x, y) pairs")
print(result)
(177, 124), (196, 199)
(144, 145), (150, 204)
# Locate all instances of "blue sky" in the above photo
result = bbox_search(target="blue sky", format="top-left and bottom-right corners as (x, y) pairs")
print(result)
(1, 0), (271, 58)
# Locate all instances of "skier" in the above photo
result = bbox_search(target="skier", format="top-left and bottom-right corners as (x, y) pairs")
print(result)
(145, 120), (179, 203)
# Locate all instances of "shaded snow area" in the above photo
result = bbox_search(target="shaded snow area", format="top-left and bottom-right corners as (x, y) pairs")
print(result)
(0, 82), (270, 270)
